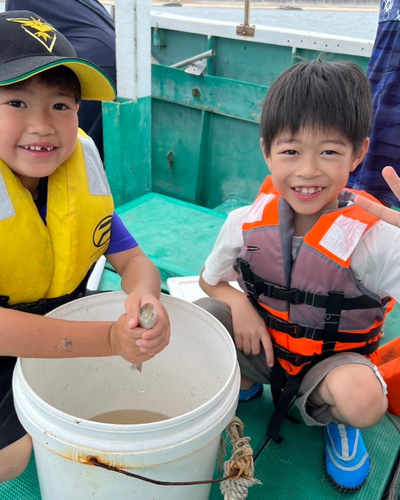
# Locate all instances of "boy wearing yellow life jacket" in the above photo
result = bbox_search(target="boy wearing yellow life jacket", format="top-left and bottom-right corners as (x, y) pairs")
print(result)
(0, 11), (170, 481)
(199, 60), (396, 492)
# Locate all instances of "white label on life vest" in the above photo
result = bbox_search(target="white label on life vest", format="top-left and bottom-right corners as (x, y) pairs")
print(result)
(80, 136), (111, 196)
(0, 174), (15, 221)
(319, 215), (367, 261)
(246, 193), (275, 223)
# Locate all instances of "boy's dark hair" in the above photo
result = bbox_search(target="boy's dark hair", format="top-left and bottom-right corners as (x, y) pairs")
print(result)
(3, 66), (81, 102)
(260, 60), (372, 155)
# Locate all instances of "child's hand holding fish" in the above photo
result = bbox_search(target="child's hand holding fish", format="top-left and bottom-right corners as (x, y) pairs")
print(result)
(109, 294), (170, 365)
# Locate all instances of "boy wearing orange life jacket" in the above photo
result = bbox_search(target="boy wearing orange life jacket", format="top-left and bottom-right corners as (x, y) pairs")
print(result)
(199, 60), (397, 492)
(0, 11), (170, 482)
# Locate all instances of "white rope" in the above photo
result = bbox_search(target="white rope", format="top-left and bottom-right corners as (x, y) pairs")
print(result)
(220, 416), (261, 500)
(221, 474), (260, 500)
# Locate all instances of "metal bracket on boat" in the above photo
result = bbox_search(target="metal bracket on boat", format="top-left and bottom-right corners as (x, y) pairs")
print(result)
(236, 0), (256, 37)
(185, 60), (208, 76)
(171, 50), (215, 76)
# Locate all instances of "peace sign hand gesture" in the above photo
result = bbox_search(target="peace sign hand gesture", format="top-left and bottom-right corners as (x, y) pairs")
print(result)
(354, 167), (400, 228)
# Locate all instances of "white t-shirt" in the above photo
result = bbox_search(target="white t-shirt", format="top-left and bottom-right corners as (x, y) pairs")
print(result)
(203, 205), (400, 303)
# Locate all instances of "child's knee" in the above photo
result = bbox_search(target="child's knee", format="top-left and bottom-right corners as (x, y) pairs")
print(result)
(327, 363), (387, 425)
(0, 434), (32, 482)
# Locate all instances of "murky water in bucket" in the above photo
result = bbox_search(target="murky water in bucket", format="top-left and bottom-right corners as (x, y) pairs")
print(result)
(90, 409), (170, 425)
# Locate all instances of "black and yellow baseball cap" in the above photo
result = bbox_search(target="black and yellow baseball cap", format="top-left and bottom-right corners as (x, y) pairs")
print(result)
(0, 11), (116, 101)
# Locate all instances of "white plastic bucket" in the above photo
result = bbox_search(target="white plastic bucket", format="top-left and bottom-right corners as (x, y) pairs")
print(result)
(13, 292), (240, 500)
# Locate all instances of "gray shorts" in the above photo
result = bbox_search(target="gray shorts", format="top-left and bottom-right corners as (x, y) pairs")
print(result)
(195, 297), (387, 426)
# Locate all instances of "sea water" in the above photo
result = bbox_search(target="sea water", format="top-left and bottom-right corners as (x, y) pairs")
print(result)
(0, 2), (378, 40)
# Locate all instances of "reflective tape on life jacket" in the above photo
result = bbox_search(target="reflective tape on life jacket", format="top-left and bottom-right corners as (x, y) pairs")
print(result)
(237, 176), (393, 377)
(0, 129), (114, 306)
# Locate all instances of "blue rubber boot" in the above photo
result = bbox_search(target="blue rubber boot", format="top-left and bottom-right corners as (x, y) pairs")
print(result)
(324, 422), (370, 492)
(239, 383), (263, 402)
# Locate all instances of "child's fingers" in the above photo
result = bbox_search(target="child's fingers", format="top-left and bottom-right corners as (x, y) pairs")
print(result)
(261, 330), (274, 367)
(234, 333), (243, 352)
(250, 336), (261, 356)
(124, 296), (141, 329)
(242, 336), (252, 356)
(382, 166), (400, 195)
(136, 333), (169, 353)
(354, 166), (400, 228)
(354, 195), (382, 215)
(355, 194), (400, 228)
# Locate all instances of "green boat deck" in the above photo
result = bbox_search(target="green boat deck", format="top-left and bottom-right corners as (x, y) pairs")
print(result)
(1, 193), (399, 500)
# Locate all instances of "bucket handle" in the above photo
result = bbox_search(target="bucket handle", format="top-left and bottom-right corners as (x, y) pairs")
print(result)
(89, 416), (260, 499)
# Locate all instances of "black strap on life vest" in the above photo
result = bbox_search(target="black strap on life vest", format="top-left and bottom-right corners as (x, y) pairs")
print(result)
(250, 299), (382, 345)
(238, 258), (384, 442)
(266, 334), (381, 442)
(322, 291), (344, 354)
(264, 326), (380, 442)
(266, 343), (339, 443)
(0, 264), (95, 315)
(238, 258), (385, 346)
(267, 360), (304, 443)
(237, 258), (383, 311)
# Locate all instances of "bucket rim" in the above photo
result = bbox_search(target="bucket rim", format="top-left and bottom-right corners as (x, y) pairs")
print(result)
(14, 292), (239, 432)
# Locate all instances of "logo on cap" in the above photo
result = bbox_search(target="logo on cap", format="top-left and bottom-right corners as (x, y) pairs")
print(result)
(8, 17), (57, 52)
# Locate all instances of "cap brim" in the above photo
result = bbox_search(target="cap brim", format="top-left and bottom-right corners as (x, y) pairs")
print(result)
(0, 57), (116, 101)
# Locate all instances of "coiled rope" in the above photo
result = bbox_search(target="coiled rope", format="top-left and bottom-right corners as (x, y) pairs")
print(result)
(220, 416), (261, 499)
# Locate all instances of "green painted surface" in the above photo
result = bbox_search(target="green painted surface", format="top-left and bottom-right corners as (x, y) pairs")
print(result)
(152, 100), (267, 208)
(151, 28), (370, 85)
(152, 65), (268, 123)
(103, 96), (152, 207)
(241, 410), (400, 500)
(209, 37), (294, 85)
(98, 267), (122, 292)
(213, 196), (250, 214)
(152, 28), (208, 68)
(115, 193), (227, 287)
(152, 99), (204, 205)
(0, 454), (40, 500)
(202, 113), (267, 209)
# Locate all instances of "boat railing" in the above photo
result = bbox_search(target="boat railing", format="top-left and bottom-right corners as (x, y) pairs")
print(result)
(150, 11), (373, 57)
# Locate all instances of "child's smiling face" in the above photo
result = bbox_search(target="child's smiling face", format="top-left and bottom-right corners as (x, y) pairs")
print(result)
(0, 76), (79, 194)
(263, 127), (369, 235)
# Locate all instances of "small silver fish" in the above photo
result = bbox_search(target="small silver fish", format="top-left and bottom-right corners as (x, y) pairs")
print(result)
(131, 303), (157, 373)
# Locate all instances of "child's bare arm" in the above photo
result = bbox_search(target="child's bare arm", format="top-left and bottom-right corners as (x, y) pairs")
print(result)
(107, 246), (170, 358)
(199, 270), (274, 366)
(0, 306), (146, 363)
(0, 247), (169, 362)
